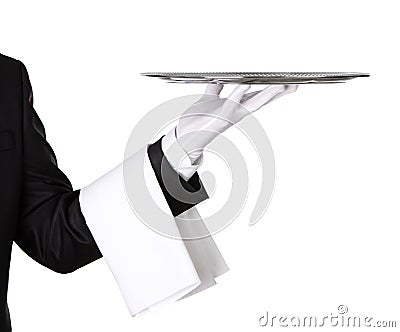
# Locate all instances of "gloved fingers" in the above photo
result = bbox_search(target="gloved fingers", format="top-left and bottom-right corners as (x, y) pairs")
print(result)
(241, 84), (287, 112)
(241, 86), (270, 103)
(287, 84), (299, 94)
(205, 83), (224, 96)
(226, 84), (251, 103)
(217, 84), (251, 123)
(196, 83), (224, 103)
(265, 84), (298, 105)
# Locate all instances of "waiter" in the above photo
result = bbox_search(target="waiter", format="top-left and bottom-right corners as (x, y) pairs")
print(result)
(0, 52), (296, 330)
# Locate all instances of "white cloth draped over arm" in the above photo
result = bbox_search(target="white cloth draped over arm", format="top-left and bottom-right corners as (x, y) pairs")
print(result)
(78, 142), (228, 316)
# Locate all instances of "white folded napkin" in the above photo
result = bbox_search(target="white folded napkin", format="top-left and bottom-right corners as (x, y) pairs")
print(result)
(79, 147), (228, 316)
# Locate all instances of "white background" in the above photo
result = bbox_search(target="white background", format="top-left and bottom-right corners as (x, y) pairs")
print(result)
(2, 0), (400, 330)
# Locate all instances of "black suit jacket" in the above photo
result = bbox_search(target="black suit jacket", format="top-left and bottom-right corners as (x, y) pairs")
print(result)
(0, 53), (208, 331)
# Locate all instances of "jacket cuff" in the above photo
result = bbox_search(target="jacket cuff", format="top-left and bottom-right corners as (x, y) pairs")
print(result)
(147, 136), (209, 217)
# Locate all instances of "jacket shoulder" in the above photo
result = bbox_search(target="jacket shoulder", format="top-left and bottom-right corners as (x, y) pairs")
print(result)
(0, 52), (21, 63)
(0, 52), (22, 74)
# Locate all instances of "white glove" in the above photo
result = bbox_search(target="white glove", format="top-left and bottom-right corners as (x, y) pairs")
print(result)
(162, 84), (298, 180)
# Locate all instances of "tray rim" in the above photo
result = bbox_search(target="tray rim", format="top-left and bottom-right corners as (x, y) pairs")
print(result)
(141, 72), (370, 84)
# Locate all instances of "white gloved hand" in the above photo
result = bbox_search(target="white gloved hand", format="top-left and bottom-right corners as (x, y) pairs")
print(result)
(162, 84), (298, 180)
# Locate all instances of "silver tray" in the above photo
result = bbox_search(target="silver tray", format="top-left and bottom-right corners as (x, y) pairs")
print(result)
(141, 72), (370, 84)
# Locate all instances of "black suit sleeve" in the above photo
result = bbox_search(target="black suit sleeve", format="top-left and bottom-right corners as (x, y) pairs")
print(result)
(13, 61), (208, 274)
(14, 61), (103, 274)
